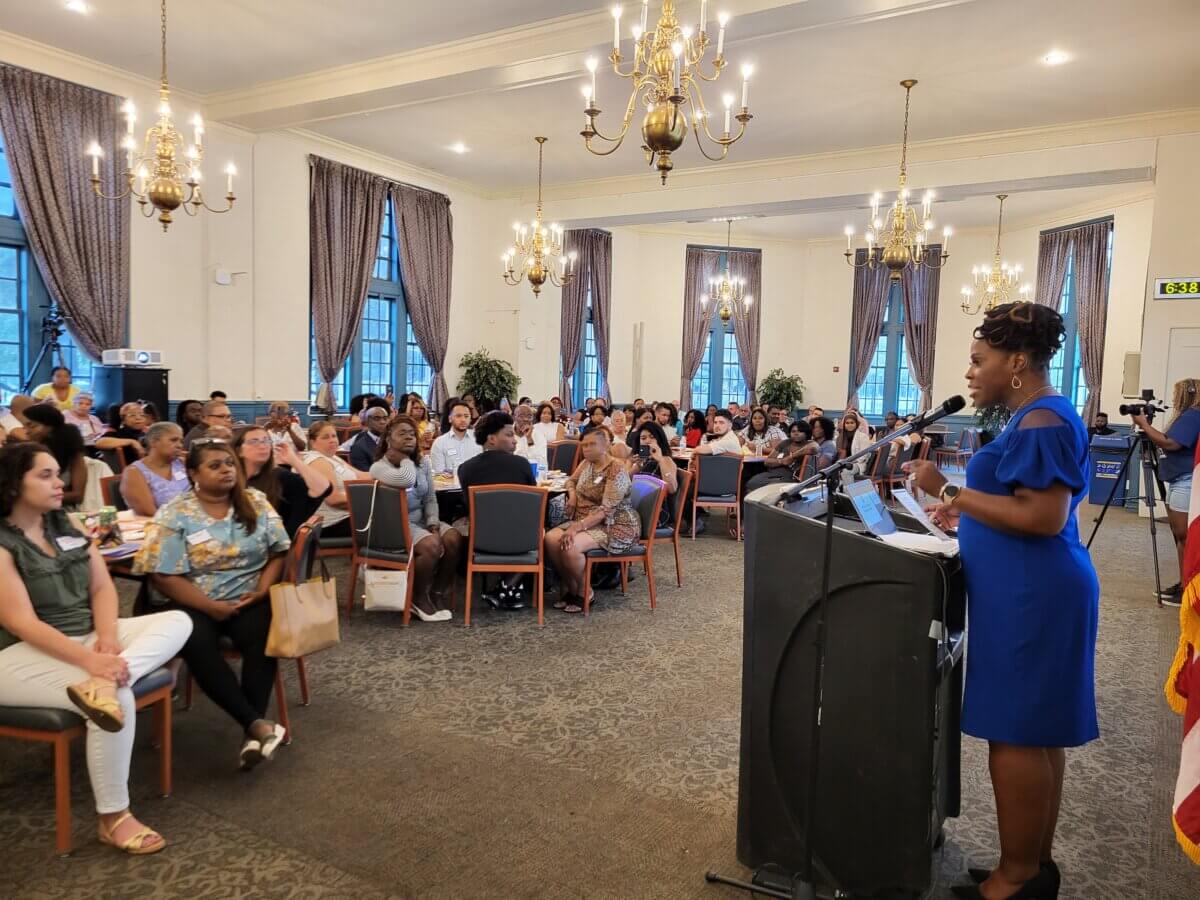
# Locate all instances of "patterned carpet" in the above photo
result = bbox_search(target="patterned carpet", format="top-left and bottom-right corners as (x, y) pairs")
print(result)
(1, 505), (1196, 899)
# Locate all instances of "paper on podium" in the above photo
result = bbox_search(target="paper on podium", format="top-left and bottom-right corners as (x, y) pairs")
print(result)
(878, 531), (960, 557)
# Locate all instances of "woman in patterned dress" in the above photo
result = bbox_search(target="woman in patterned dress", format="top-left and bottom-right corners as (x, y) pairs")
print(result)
(543, 427), (640, 614)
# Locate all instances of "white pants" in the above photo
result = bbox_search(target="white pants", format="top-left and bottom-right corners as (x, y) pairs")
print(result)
(0, 611), (192, 814)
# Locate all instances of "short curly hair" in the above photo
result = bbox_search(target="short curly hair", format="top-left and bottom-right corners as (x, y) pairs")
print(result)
(974, 301), (1065, 370)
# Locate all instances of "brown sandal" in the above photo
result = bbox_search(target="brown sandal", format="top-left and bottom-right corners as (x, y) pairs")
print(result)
(67, 680), (124, 733)
(98, 811), (166, 855)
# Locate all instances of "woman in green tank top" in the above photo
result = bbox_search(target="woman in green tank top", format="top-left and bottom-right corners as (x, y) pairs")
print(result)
(0, 443), (192, 855)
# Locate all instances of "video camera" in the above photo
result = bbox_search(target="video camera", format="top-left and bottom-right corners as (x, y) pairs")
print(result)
(1119, 388), (1167, 424)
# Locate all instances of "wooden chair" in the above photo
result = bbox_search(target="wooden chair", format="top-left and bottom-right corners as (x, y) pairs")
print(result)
(0, 668), (175, 855)
(463, 484), (549, 627)
(547, 440), (582, 474)
(647, 468), (692, 587)
(880, 438), (922, 499)
(691, 454), (744, 541)
(99, 474), (128, 511)
(582, 477), (667, 615)
(344, 480), (415, 623)
(934, 427), (977, 470)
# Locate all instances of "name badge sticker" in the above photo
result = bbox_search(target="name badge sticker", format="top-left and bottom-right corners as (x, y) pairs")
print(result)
(55, 535), (88, 551)
(594, 474), (604, 485)
(172, 468), (188, 481)
(186, 529), (214, 546)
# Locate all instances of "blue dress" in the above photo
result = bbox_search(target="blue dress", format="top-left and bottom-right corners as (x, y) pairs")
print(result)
(957, 395), (1100, 747)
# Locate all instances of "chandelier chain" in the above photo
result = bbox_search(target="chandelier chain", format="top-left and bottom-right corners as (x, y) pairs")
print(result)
(899, 82), (912, 183)
(160, 0), (168, 88)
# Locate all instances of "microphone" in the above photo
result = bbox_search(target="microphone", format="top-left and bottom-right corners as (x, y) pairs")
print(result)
(907, 395), (966, 432)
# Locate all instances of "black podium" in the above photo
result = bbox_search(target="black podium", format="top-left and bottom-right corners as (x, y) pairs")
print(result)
(736, 483), (966, 898)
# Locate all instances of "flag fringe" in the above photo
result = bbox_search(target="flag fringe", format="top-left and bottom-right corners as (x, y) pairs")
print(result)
(1173, 814), (1200, 866)
(1164, 578), (1200, 715)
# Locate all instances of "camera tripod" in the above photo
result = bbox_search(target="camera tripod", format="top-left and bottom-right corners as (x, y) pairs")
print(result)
(20, 306), (67, 394)
(1085, 429), (1169, 606)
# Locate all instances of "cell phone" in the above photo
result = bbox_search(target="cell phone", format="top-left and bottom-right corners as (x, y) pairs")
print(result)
(637, 445), (651, 459)
(385, 384), (393, 397)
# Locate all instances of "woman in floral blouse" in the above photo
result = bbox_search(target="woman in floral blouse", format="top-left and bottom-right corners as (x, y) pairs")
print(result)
(134, 438), (291, 771)
(543, 426), (640, 614)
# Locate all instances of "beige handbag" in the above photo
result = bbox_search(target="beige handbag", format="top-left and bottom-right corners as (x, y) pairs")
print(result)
(266, 560), (340, 658)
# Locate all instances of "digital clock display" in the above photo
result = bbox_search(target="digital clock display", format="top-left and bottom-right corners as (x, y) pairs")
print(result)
(1155, 278), (1200, 299)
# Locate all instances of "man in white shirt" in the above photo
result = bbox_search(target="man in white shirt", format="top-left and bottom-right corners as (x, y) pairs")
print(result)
(431, 400), (482, 475)
(512, 404), (548, 470)
(695, 409), (742, 455)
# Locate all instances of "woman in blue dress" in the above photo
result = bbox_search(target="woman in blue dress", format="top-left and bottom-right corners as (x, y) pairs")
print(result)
(906, 302), (1098, 900)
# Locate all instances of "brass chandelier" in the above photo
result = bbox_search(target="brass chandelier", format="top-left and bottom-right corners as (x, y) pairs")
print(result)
(87, 0), (236, 232)
(844, 79), (950, 280)
(581, 0), (754, 185)
(502, 137), (575, 297)
(961, 194), (1031, 314)
(701, 218), (753, 324)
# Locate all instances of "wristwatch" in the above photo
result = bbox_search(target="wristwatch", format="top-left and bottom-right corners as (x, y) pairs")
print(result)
(939, 483), (961, 505)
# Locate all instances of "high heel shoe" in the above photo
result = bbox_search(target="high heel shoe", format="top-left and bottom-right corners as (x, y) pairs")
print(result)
(951, 863), (1058, 899)
(965, 860), (1059, 897)
(409, 603), (451, 623)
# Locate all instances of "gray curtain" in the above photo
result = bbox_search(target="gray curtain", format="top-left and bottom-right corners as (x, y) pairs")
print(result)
(0, 64), (129, 360)
(1034, 230), (1073, 312)
(559, 229), (590, 404)
(727, 249), (762, 405)
(678, 247), (720, 411)
(392, 183), (454, 408)
(899, 245), (942, 413)
(1072, 220), (1114, 423)
(847, 249), (892, 408)
(588, 230), (614, 404)
(309, 156), (387, 410)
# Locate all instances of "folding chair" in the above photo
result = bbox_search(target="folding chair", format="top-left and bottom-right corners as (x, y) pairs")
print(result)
(463, 485), (548, 626)
(582, 477), (667, 615)
(648, 469), (692, 587)
(547, 440), (582, 474)
(344, 480), (416, 623)
(934, 427), (977, 470)
(691, 454), (744, 541)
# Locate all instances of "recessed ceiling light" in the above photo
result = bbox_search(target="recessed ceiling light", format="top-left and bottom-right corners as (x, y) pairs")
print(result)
(1042, 49), (1070, 66)
(450, 142), (469, 154)
(65, 1), (89, 13)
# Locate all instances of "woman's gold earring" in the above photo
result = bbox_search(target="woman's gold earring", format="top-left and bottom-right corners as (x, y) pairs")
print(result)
(1011, 374), (1023, 391)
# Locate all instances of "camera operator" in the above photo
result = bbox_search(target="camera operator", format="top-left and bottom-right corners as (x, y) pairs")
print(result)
(1128, 378), (1200, 606)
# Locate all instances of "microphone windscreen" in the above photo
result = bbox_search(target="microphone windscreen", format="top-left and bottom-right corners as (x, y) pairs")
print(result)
(943, 395), (966, 414)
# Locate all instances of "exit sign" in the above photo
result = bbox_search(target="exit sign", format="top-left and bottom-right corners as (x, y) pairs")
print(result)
(1155, 278), (1200, 299)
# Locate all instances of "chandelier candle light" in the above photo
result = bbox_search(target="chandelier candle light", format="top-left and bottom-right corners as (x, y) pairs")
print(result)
(502, 137), (576, 297)
(844, 79), (949, 281)
(701, 218), (753, 324)
(961, 194), (1032, 314)
(87, 0), (235, 232)
(581, 0), (754, 185)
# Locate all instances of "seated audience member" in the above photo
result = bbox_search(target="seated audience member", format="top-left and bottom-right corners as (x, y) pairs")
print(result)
(431, 401), (481, 476)
(24, 405), (88, 508)
(533, 403), (565, 445)
(618, 406), (655, 458)
(461, 393), (479, 422)
(262, 401), (306, 451)
(580, 404), (608, 437)
(739, 408), (785, 453)
(695, 409), (742, 456)
(347, 393), (378, 419)
(348, 405), (390, 472)
(457, 411), (537, 496)
(175, 399), (205, 433)
(705, 404), (718, 432)
(0, 441), (192, 855)
(836, 410), (873, 473)
(565, 408), (587, 437)
(301, 420), (367, 538)
(1, 395), (34, 442)
(104, 403), (151, 457)
(406, 396), (434, 437)
(627, 421), (679, 528)
(655, 402), (682, 443)
(543, 427), (640, 614)
(745, 420), (817, 494)
(810, 416), (838, 468)
(1088, 412), (1116, 439)
(882, 410), (901, 433)
(518, 396), (532, 407)
(768, 405), (792, 430)
(65, 392), (108, 449)
(31, 366), (80, 411)
(806, 405), (825, 422)
(729, 402), (749, 432)
(209, 390), (228, 401)
(681, 409), (707, 448)
(140, 403), (161, 427)
(609, 409), (629, 443)
(513, 404), (548, 470)
(136, 439), (289, 769)
(183, 399), (234, 449)
(549, 396), (564, 418)
(233, 426), (331, 537)
(370, 416), (461, 622)
(120, 422), (188, 516)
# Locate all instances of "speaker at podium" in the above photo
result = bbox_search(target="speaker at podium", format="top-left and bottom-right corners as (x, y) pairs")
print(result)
(736, 481), (966, 898)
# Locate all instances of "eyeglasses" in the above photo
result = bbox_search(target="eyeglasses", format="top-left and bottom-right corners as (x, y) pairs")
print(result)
(192, 437), (230, 447)
(209, 412), (233, 421)
(242, 438), (272, 447)
(366, 414), (388, 421)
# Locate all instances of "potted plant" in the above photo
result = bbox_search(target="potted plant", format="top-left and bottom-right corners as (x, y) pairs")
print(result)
(456, 349), (521, 408)
(756, 368), (806, 415)
(974, 403), (1010, 445)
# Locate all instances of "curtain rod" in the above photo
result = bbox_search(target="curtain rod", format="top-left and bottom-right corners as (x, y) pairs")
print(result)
(1040, 215), (1113, 237)
(686, 244), (762, 254)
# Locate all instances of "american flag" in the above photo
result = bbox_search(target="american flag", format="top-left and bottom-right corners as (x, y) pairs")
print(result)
(1166, 445), (1200, 864)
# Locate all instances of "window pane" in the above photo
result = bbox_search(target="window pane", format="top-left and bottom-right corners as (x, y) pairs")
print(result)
(582, 317), (601, 402)
(1048, 251), (1073, 394)
(691, 332), (712, 408)
(374, 200), (394, 281)
(405, 317), (433, 401)
(360, 295), (394, 396)
(0, 309), (20, 405)
(895, 338), (920, 416)
(720, 330), (745, 407)
(859, 334), (887, 418)
(56, 325), (95, 394)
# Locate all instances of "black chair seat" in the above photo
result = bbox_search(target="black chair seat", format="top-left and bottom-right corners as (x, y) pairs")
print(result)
(473, 550), (540, 566)
(319, 536), (354, 549)
(654, 526), (675, 538)
(0, 667), (174, 732)
(585, 543), (647, 559)
(359, 547), (409, 564)
(697, 493), (736, 503)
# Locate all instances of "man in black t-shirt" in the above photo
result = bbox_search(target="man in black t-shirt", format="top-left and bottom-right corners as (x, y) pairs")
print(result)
(1087, 412), (1116, 439)
(455, 411), (537, 610)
